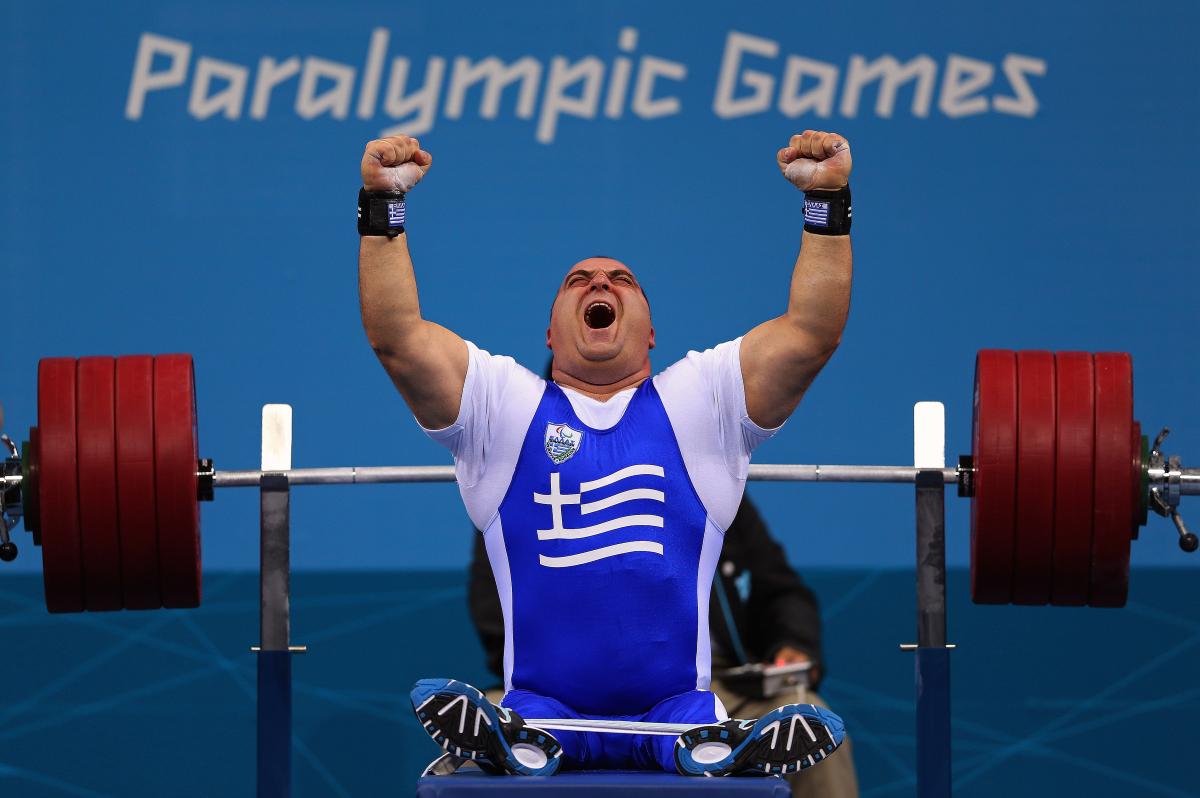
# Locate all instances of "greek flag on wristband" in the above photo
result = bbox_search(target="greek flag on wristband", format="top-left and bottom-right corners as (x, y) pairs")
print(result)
(387, 200), (406, 228)
(804, 198), (830, 227)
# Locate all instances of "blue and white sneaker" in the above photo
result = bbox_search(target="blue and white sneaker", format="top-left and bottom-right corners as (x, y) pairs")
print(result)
(410, 678), (562, 776)
(674, 703), (845, 777)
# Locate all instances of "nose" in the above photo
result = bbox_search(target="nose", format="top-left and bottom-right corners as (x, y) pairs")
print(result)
(589, 273), (613, 291)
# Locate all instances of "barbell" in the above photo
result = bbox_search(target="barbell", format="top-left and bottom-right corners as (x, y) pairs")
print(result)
(0, 350), (1196, 614)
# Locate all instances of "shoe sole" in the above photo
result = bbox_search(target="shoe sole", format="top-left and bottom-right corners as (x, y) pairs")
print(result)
(410, 678), (561, 776)
(675, 704), (844, 777)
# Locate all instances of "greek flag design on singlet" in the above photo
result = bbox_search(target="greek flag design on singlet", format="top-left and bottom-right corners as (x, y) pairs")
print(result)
(488, 380), (715, 715)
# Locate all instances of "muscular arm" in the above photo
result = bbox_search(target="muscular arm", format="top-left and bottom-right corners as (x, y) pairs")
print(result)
(359, 235), (467, 430)
(741, 131), (853, 429)
(357, 136), (467, 430)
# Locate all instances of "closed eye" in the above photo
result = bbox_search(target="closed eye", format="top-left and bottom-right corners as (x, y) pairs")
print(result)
(562, 269), (637, 288)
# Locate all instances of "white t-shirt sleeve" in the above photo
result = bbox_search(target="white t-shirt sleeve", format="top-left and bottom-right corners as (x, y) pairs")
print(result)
(654, 337), (781, 530)
(419, 341), (544, 528)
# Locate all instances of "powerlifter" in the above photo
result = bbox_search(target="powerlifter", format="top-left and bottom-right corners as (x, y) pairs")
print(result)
(357, 130), (854, 777)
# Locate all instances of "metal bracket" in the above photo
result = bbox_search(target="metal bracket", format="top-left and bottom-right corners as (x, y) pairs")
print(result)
(257, 404), (295, 798)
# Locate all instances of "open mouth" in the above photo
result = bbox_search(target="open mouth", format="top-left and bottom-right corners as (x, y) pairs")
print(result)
(584, 301), (616, 329)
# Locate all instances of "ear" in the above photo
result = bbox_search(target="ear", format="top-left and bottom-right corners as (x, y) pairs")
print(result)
(648, 325), (656, 350)
(546, 326), (553, 350)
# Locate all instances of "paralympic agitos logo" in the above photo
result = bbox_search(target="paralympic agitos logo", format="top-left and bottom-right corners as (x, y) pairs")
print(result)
(125, 28), (1046, 144)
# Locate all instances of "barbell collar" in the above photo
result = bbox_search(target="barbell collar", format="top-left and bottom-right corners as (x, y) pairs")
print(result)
(1170, 510), (1199, 553)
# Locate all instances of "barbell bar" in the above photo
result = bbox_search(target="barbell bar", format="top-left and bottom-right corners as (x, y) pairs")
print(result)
(204, 463), (959, 488)
(1, 350), (1197, 614)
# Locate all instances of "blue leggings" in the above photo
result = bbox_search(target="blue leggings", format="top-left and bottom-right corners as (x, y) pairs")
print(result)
(501, 688), (726, 772)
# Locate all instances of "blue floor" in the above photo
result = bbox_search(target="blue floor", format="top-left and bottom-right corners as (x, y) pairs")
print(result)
(0, 568), (1196, 797)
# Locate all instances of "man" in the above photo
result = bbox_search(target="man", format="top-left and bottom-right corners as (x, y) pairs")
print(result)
(358, 129), (854, 777)
(468, 495), (860, 795)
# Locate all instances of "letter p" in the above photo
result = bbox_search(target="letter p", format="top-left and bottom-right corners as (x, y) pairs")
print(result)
(126, 33), (192, 119)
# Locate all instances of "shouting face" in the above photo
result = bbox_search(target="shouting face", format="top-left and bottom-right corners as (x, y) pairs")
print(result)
(546, 257), (655, 389)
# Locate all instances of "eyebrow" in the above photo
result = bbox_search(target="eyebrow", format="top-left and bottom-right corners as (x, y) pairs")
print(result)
(562, 269), (638, 286)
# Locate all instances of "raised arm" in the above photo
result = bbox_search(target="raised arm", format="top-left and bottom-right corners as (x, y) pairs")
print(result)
(358, 135), (468, 430)
(740, 130), (853, 429)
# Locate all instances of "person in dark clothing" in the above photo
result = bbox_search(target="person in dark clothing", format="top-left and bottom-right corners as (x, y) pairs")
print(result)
(468, 495), (859, 797)
(707, 498), (825, 690)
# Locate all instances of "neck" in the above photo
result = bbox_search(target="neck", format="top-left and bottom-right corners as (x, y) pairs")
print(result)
(551, 364), (650, 402)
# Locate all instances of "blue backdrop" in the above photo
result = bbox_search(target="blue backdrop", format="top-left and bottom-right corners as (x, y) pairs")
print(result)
(3, 0), (1198, 575)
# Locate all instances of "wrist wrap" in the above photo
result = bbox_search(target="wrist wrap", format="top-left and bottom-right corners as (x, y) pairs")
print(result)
(803, 185), (851, 236)
(358, 188), (406, 237)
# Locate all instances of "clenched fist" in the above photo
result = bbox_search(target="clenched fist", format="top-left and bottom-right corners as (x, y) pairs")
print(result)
(777, 130), (851, 192)
(361, 135), (432, 193)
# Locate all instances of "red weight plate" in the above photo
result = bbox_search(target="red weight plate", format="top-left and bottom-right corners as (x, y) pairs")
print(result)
(153, 355), (201, 609)
(116, 356), (161, 610)
(1013, 351), (1056, 605)
(38, 358), (84, 613)
(970, 350), (1017, 604)
(1091, 353), (1133, 607)
(1051, 353), (1094, 606)
(1131, 421), (1144, 536)
(76, 357), (122, 611)
(24, 428), (42, 545)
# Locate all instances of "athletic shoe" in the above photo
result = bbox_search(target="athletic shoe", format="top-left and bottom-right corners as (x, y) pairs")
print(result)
(674, 703), (845, 777)
(420, 752), (506, 777)
(410, 678), (562, 776)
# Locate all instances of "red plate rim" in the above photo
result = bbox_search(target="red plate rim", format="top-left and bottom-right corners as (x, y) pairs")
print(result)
(76, 356), (122, 611)
(154, 355), (201, 609)
(1050, 352), (1094, 606)
(1131, 421), (1144, 535)
(116, 356), (161, 610)
(1013, 351), (1055, 606)
(971, 349), (1018, 605)
(1090, 352), (1133, 608)
(38, 358), (84, 613)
